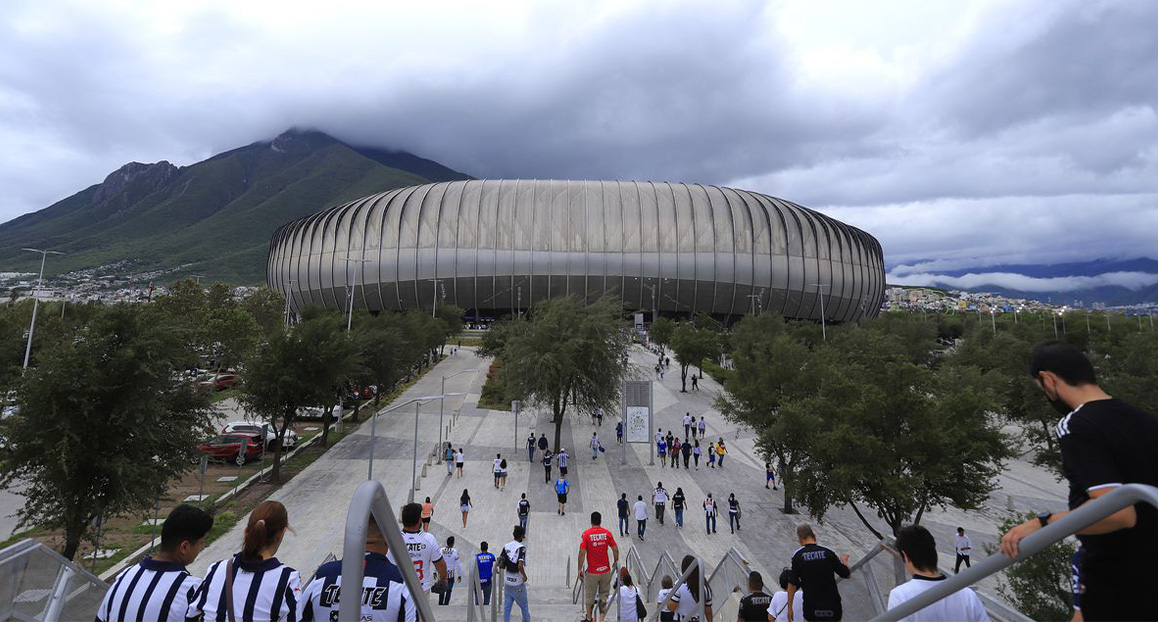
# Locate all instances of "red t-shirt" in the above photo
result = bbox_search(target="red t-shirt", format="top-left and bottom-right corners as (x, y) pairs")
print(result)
(579, 526), (616, 573)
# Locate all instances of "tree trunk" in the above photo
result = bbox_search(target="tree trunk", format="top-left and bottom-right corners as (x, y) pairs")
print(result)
(680, 363), (689, 393)
(62, 529), (82, 561)
(780, 457), (795, 513)
(321, 404), (334, 447)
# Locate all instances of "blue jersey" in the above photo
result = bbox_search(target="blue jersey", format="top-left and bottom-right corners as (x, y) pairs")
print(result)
(299, 552), (415, 622)
(555, 479), (570, 494)
(476, 552), (495, 581)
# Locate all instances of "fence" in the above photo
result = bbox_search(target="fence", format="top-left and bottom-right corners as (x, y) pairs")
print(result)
(0, 540), (107, 622)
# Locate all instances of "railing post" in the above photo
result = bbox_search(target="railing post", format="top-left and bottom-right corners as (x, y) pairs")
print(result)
(41, 564), (73, 622)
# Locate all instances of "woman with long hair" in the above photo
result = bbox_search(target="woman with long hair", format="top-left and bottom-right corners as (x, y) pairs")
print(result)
(460, 489), (473, 528)
(666, 554), (713, 621)
(615, 566), (643, 622)
(188, 501), (300, 622)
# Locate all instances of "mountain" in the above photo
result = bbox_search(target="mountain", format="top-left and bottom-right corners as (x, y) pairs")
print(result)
(887, 257), (1158, 306)
(0, 129), (471, 284)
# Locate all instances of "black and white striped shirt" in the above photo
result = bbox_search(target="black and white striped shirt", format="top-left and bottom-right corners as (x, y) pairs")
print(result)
(97, 557), (201, 622)
(188, 555), (302, 622)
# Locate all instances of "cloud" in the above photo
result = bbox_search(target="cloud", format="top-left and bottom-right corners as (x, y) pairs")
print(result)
(888, 271), (1158, 293)
(0, 0), (1155, 273)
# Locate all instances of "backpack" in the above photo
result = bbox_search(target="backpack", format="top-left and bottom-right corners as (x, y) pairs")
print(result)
(497, 547), (510, 570)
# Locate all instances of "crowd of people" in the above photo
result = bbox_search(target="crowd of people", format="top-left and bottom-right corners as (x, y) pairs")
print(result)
(95, 340), (1157, 622)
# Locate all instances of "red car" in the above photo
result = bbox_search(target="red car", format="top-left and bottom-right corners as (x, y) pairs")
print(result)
(197, 431), (264, 466)
(197, 373), (240, 392)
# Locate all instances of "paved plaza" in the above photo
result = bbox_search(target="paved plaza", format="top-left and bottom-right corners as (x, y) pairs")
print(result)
(189, 344), (1067, 620)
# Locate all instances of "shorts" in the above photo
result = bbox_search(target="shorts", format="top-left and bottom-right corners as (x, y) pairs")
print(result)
(557, 493), (568, 504)
(767, 472), (775, 481)
(583, 570), (613, 610)
(560, 466), (568, 476)
(461, 504), (471, 513)
(456, 462), (463, 468)
(421, 517), (431, 524)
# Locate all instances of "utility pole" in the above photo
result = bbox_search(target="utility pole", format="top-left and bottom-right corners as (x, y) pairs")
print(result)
(283, 279), (297, 327)
(21, 248), (64, 370)
(432, 279), (442, 319)
(343, 259), (372, 333)
(516, 285), (522, 319)
(809, 283), (830, 341)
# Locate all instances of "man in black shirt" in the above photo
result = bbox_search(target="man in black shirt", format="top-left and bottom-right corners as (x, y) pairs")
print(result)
(1001, 340), (1158, 621)
(737, 571), (772, 621)
(617, 493), (630, 537)
(787, 524), (850, 621)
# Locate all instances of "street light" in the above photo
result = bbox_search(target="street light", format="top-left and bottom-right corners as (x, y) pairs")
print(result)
(807, 283), (831, 341)
(437, 369), (478, 462)
(990, 308), (996, 335)
(365, 393), (465, 503)
(21, 248), (64, 370)
(283, 279), (297, 327)
(431, 279), (446, 319)
(343, 258), (373, 333)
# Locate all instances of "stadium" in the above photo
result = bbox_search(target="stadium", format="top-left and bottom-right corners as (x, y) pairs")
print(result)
(266, 180), (885, 322)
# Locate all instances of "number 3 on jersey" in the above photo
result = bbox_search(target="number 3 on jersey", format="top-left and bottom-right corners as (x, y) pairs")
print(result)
(412, 559), (425, 581)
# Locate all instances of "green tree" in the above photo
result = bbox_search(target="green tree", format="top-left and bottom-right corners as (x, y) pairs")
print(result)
(240, 308), (362, 480)
(987, 513), (1076, 622)
(649, 316), (675, 354)
(0, 306), (212, 560)
(495, 295), (631, 451)
(716, 313), (820, 513)
(669, 321), (721, 392)
(241, 287), (287, 340)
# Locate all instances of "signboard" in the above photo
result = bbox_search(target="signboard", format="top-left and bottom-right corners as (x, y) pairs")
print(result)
(623, 380), (652, 444)
(625, 406), (650, 443)
(634, 313), (645, 329)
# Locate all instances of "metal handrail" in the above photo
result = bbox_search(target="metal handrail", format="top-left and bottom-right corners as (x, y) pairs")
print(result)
(0, 539), (108, 622)
(706, 547), (751, 604)
(340, 480), (436, 622)
(644, 551), (680, 602)
(872, 483), (1158, 621)
(648, 557), (705, 622)
(625, 548), (651, 600)
(465, 558), (487, 622)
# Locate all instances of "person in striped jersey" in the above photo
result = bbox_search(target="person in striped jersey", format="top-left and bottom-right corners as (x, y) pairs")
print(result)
(97, 504), (213, 622)
(188, 500), (302, 622)
(298, 516), (417, 621)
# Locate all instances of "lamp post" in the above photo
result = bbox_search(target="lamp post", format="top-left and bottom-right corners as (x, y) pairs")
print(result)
(431, 279), (445, 319)
(990, 308), (996, 335)
(438, 369), (478, 462)
(808, 283), (831, 341)
(21, 248), (64, 370)
(283, 279), (297, 327)
(343, 258), (373, 333)
(364, 393), (464, 500)
(1052, 312), (1059, 339)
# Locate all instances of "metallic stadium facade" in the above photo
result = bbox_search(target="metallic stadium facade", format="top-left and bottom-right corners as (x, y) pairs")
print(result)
(267, 180), (885, 322)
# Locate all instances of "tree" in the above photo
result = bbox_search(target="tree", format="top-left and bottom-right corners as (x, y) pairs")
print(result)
(649, 317), (675, 354)
(241, 287), (287, 340)
(240, 308), (361, 480)
(0, 306), (213, 560)
(669, 321), (720, 392)
(987, 513), (1076, 621)
(716, 313), (821, 513)
(494, 295), (631, 451)
(434, 304), (465, 354)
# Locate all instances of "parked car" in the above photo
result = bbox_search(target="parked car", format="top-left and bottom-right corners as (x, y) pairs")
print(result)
(197, 431), (264, 466)
(221, 421), (298, 449)
(198, 373), (240, 391)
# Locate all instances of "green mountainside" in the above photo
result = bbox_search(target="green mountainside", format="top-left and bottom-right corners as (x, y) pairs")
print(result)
(0, 129), (471, 284)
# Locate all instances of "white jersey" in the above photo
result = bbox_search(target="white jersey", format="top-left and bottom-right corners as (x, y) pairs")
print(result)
(502, 541), (527, 587)
(97, 558), (201, 622)
(387, 530), (444, 591)
(187, 556), (302, 622)
(887, 575), (988, 622)
(653, 488), (667, 504)
(441, 547), (463, 579)
(493, 458), (503, 473)
(767, 590), (804, 622)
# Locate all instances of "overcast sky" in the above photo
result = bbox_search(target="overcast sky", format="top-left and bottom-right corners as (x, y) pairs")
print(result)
(2, 0), (1155, 289)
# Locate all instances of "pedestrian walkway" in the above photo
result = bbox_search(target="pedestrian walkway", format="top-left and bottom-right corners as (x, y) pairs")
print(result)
(190, 343), (1065, 620)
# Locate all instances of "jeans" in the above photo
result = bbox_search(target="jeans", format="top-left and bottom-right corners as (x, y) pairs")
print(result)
(528, 447), (535, 462)
(684, 425), (690, 437)
(504, 583), (530, 622)
(719, 454), (725, 467)
(519, 514), (529, 533)
(438, 578), (455, 605)
(544, 466), (552, 483)
(619, 516), (629, 536)
(476, 579), (492, 605)
(446, 460), (454, 475)
(683, 454), (690, 469)
(675, 507), (684, 527)
(729, 511), (740, 533)
(955, 554), (971, 573)
(655, 504), (665, 524)
(706, 513), (717, 533)
(637, 519), (647, 538)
